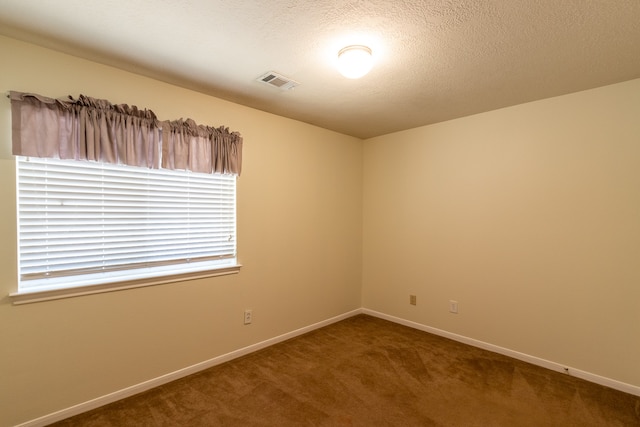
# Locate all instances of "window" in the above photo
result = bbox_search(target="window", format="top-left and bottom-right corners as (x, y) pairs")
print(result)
(16, 156), (238, 296)
(9, 91), (243, 303)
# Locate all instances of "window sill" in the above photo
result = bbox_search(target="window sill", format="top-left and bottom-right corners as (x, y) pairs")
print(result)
(9, 264), (242, 305)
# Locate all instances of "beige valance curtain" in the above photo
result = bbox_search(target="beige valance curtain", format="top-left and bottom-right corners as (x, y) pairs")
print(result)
(11, 91), (161, 168)
(162, 119), (243, 175)
(10, 91), (242, 175)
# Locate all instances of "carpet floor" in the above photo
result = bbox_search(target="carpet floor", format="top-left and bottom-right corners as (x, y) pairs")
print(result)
(50, 314), (640, 426)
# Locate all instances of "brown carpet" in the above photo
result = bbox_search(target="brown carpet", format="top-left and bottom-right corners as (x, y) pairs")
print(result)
(51, 314), (640, 426)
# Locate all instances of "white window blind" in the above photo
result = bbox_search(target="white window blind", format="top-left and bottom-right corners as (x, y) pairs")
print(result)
(16, 156), (237, 292)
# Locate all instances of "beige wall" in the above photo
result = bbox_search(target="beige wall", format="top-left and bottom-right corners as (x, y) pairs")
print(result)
(363, 78), (640, 388)
(0, 36), (363, 426)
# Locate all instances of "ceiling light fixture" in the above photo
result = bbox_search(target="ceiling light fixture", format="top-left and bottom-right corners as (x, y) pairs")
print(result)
(337, 45), (373, 79)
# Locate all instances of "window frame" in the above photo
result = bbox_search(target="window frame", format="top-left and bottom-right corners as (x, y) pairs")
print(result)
(11, 156), (241, 305)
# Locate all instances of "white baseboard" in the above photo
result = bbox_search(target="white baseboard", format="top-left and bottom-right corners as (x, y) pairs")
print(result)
(362, 308), (640, 397)
(16, 308), (363, 427)
(17, 307), (639, 426)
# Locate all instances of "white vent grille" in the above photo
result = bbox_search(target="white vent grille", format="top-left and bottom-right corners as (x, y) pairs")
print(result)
(257, 72), (299, 91)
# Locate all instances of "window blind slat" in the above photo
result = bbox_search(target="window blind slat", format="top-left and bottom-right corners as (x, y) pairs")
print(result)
(17, 156), (237, 289)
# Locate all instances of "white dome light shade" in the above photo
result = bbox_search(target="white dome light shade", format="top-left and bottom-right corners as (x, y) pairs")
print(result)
(337, 45), (373, 79)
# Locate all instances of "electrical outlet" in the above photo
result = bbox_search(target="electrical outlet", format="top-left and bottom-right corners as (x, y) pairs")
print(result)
(409, 295), (417, 305)
(449, 300), (458, 314)
(244, 309), (252, 325)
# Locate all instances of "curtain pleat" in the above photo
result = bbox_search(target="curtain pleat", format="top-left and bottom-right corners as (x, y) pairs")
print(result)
(10, 91), (242, 175)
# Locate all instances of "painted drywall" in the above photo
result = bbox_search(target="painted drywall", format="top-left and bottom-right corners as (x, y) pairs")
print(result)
(0, 36), (363, 426)
(362, 78), (640, 388)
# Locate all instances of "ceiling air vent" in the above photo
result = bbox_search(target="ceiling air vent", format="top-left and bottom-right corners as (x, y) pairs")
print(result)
(257, 71), (300, 91)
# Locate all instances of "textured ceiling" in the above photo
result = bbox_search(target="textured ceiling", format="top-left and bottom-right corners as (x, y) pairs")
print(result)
(1, 0), (639, 139)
